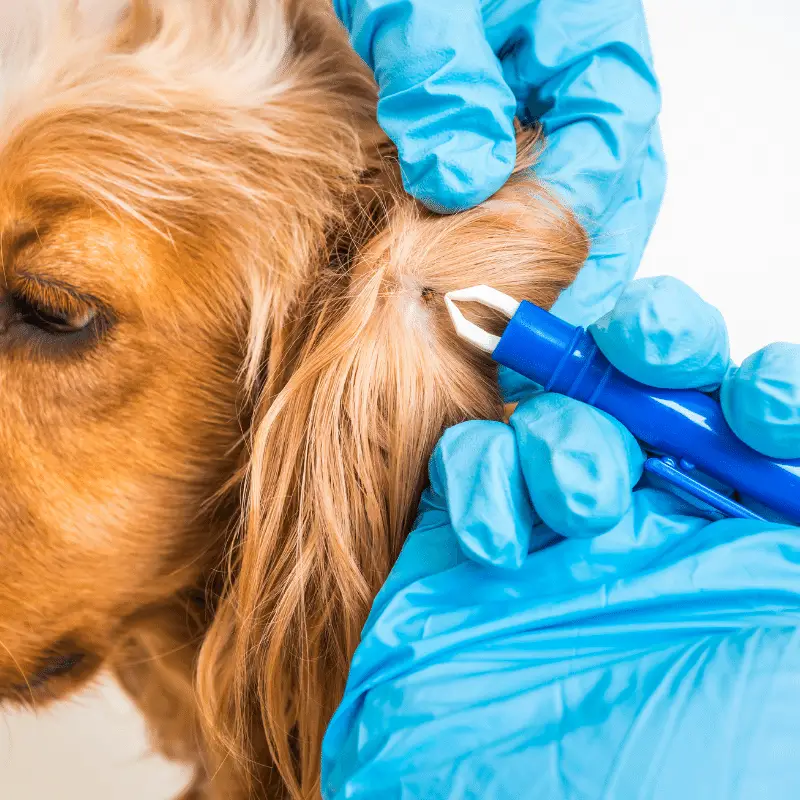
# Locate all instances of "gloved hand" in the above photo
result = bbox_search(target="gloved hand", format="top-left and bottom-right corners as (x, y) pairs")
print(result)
(321, 278), (800, 799)
(457, 275), (800, 547)
(333, 0), (665, 328)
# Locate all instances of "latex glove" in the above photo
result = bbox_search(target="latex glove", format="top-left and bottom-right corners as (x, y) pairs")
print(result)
(333, 0), (665, 292)
(335, 0), (666, 395)
(321, 281), (800, 797)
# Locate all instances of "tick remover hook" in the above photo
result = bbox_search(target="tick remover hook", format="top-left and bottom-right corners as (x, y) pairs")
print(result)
(445, 286), (800, 524)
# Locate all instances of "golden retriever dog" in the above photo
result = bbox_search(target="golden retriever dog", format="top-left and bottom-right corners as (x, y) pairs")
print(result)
(0, 1), (588, 796)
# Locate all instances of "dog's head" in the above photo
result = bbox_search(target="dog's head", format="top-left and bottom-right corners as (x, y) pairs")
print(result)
(0, 0), (376, 700)
(0, 1), (588, 796)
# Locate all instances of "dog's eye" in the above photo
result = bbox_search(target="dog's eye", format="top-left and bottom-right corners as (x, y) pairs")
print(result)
(12, 292), (97, 334)
(1, 279), (111, 355)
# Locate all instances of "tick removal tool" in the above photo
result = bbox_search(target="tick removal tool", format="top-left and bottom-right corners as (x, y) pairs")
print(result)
(444, 286), (800, 524)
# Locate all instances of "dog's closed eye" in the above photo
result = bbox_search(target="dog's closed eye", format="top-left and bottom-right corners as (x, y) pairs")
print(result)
(0, 277), (112, 354)
(12, 292), (96, 334)
(7, 651), (87, 698)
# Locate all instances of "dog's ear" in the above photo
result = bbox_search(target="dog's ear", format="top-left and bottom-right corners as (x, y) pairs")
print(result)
(197, 127), (589, 797)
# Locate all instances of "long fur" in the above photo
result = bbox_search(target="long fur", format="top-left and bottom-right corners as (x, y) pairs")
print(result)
(0, 2), (589, 798)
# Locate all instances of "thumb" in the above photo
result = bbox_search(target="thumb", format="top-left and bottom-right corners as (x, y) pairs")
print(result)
(588, 276), (731, 390)
(335, 0), (517, 213)
(430, 420), (539, 570)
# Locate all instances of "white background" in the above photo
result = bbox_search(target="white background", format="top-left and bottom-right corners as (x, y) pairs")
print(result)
(639, 0), (799, 361)
(1, 1), (799, 797)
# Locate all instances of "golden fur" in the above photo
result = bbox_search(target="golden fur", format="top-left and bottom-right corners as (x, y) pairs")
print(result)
(0, 1), (589, 797)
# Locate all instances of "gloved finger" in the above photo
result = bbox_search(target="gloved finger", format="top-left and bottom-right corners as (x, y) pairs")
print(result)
(428, 420), (537, 570)
(588, 276), (731, 390)
(490, 0), (661, 226)
(333, 0), (517, 213)
(482, 0), (665, 329)
(509, 393), (645, 539)
(720, 343), (800, 460)
(498, 364), (539, 405)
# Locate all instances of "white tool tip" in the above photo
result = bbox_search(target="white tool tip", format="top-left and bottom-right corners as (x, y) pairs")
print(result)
(443, 285), (520, 354)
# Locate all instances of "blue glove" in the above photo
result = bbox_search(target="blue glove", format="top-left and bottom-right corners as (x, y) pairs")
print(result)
(333, 0), (666, 316)
(321, 278), (800, 799)
(335, 0), (665, 401)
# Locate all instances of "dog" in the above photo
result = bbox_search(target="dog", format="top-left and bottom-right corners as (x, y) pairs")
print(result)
(0, 1), (588, 797)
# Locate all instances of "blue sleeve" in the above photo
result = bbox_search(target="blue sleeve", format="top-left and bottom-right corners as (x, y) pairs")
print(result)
(323, 490), (800, 799)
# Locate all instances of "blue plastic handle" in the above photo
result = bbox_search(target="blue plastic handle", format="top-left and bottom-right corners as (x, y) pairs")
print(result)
(492, 301), (800, 525)
(643, 457), (766, 521)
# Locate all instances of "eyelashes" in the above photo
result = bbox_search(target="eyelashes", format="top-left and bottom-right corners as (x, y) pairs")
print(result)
(27, 652), (85, 690)
(2, 276), (113, 356)
(13, 288), (98, 334)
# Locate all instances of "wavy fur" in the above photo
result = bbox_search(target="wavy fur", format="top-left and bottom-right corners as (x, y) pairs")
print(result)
(0, 2), (588, 797)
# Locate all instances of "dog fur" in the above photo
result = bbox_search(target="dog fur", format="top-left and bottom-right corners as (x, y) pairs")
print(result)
(0, 1), (588, 797)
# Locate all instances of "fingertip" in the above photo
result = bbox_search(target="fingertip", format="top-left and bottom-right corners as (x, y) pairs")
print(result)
(721, 343), (800, 459)
(510, 394), (643, 538)
(589, 276), (730, 389)
(433, 421), (534, 569)
(398, 132), (516, 213)
(361, 0), (518, 212)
